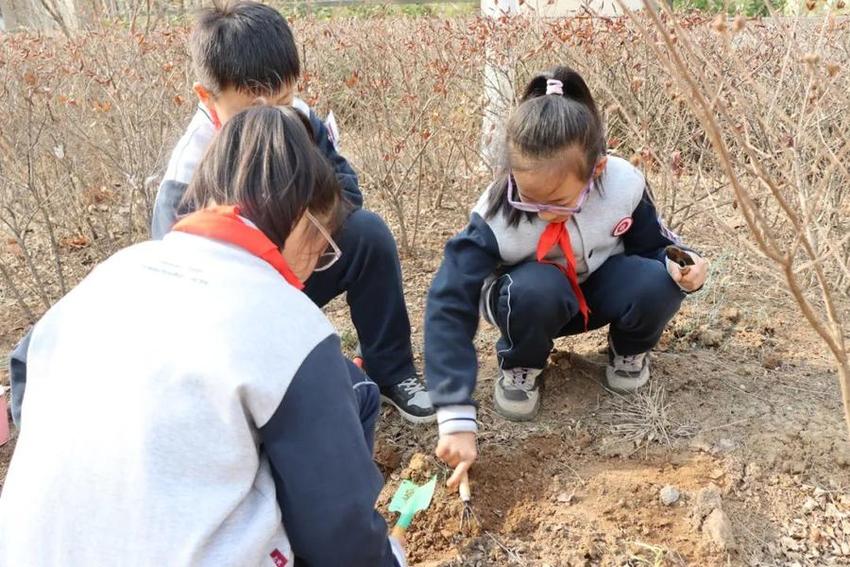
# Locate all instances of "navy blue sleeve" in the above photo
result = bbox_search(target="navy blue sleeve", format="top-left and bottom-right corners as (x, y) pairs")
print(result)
(151, 180), (189, 239)
(9, 329), (32, 428)
(260, 334), (401, 567)
(308, 110), (363, 209)
(424, 214), (501, 408)
(623, 190), (698, 263)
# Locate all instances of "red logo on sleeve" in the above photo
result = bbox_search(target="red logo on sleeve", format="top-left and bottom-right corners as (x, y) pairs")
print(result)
(612, 217), (633, 237)
(270, 549), (288, 566)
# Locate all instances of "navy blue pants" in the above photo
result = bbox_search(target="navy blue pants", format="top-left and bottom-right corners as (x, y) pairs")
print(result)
(303, 208), (414, 389)
(346, 359), (380, 454)
(490, 254), (685, 370)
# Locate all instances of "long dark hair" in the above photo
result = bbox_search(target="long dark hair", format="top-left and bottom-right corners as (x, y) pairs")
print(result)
(182, 105), (342, 249)
(487, 66), (606, 226)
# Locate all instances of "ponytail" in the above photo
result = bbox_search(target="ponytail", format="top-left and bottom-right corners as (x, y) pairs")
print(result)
(521, 67), (601, 127)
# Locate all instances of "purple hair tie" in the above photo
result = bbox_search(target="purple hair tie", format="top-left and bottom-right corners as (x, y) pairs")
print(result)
(546, 79), (564, 96)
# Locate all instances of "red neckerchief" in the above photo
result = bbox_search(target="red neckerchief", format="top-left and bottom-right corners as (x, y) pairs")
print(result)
(536, 221), (589, 328)
(199, 103), (221, 130)
(173, 206), (304, 290)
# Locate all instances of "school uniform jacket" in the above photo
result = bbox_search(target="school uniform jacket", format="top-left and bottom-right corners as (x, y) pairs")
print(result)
(425, 156), (692, 436)
(1, 230), (404, 567)
(150, 99), (360, 240)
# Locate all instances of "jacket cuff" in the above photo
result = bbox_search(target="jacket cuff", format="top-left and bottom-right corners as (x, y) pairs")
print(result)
(436, 405), (478, 436)
(389, 536), (408, 567)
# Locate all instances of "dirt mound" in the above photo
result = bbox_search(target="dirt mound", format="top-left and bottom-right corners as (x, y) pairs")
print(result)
(379, 430), (732, 565)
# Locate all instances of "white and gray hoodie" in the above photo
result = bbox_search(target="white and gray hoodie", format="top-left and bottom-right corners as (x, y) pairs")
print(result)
(1, 229), (404, 566)
(151, 100), (361, 240)
(425, 156), (693, 436)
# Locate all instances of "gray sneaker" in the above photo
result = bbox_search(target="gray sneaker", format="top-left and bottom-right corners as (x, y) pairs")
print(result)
(354, 343), (436, 424)
(606, 336), (650, 393)
(494, 367), (543, 421)
(380, 375), (436, 424)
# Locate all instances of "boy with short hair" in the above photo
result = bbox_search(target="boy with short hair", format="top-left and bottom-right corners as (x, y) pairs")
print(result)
(152, 0), (434, 423)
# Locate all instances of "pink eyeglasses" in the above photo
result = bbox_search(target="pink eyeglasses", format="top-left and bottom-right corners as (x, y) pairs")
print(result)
(507, 172), (594, 215)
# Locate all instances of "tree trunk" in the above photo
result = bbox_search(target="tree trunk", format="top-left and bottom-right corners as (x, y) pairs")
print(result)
(838, 360), (850, 443)
(0, 0), (78, 34)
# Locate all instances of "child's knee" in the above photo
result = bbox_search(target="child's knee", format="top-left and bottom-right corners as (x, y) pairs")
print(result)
(358, 378), (381, 424)
(634, 261), (685, 314)
(345, 359), (380, 423)
(343, 209), (398, 258)
(497, 264), (576, 323)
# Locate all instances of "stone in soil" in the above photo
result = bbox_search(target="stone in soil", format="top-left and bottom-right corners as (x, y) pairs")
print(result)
(557, 492), (574, 505)
(691, 484), (723, 526)
(802, 497), (819, 514)
(702, 508), (736, 550)
(660, 485), (680, 506)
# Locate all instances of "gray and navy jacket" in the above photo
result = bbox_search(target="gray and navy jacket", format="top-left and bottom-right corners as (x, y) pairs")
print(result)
(151, 99), (361, 240)
(425, 156), (694, 436)
(2, 229), (404, 566)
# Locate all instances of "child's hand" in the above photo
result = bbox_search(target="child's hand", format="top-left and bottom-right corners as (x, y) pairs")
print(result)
(435, 432), (478, 490)
(667, 251), (709, 292)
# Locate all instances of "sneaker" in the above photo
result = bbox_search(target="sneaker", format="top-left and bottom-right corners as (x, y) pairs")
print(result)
(380, 375), (436, 424)
(606, 337), (651, 393)
(494, 367), (543, 421)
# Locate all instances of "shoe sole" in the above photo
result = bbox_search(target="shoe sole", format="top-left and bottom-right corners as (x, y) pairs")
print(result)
(493, 401), (539, 421)
(605, 366), (650, 393)
(380, 395), (437, 424)
(493, 392), (540, 422)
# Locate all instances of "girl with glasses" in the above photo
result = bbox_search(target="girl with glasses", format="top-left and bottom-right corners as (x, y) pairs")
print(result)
(425, 66), (709, 489)
(1, 106), (407, 567)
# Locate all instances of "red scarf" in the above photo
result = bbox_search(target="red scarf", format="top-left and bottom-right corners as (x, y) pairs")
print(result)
(173, 206), (304, 290)
(536, 221), (589, 328)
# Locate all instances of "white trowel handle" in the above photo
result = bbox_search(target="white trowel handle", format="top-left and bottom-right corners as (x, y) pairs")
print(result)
(459, 471), (471, 503)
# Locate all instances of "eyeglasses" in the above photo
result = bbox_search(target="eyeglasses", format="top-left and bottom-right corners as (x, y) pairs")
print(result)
(305, 211), (342, 272)
(507, 172), (593, 215)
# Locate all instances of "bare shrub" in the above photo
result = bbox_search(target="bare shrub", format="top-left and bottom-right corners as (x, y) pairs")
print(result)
(0, 26), (190, 319)
(604, 382), (697, 446)
(298, 14), (728, 256)
(1, 11), (847, 422)
(614, 1), (850, 435)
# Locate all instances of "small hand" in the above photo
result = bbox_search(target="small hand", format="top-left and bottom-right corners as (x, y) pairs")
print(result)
(435, 431), (478, 490)
(668, 252), (709, 292)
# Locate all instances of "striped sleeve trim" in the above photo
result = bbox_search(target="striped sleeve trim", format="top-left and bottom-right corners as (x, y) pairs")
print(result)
(389, 536), (408, 567)
(436, 405), (478, 436)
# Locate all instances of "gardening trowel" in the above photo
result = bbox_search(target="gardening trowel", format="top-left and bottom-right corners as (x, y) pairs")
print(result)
(458, 470), (480, 534)
(388, 475), (437, 539)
